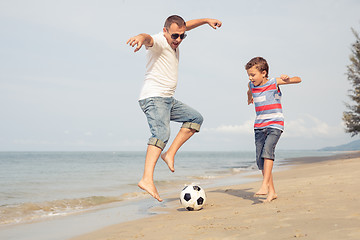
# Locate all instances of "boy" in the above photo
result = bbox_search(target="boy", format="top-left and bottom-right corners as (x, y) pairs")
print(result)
(246, 57), (301, 202)
(126, 15), (222, 202)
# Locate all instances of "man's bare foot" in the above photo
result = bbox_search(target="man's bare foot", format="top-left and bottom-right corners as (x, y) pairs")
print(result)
(263, 193), (277, 203)
(161, 152), (175, 172)
(138, 179), (163, 202)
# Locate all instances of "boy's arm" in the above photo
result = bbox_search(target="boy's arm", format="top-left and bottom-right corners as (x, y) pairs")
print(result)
(276, 75), (302, 85)
(247, 82), (253, 105)
(186, 18), (222, 31)
(126, 33), (154, 52)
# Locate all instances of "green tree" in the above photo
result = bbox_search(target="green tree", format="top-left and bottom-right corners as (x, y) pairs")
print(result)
(343, 27), (360, 136)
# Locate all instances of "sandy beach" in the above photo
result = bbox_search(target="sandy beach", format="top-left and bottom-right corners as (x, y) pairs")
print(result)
(70, 151), (360, 240)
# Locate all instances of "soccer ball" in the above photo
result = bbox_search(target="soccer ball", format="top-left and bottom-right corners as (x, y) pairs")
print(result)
(179, 184), (206, 211)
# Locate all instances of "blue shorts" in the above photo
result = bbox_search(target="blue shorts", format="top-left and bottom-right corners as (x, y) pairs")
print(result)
(139, 97), (203, 150)
(254, 128), (282, 170)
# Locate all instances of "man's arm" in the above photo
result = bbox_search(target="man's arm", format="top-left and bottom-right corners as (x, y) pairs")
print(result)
(276, 75), (302, 85)
(126, 33), (154, 52)
(185, 18), (222, 31)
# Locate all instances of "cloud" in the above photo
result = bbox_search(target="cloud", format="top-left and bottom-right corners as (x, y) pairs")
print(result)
(284, 114), (344, 138)
(84, 131), (93, 136)
(203, 120), (253, 134)
(203, 114), (344, 139)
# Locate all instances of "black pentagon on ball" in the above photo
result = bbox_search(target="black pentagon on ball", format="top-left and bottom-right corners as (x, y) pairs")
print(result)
(193, 185), (201, 191)
(197, 197), (204, 205)
(186, 207), (194, 211)
(184, 193), (191, 201)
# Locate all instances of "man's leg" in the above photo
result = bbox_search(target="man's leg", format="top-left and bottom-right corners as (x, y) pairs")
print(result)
(138, 145), (163, 202)
(161, 128), (196, 172)
(138, 97), (171, 201)
(161, 99), (203, 172)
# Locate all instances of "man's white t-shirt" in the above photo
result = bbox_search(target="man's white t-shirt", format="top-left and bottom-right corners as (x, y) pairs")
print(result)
(139, 32), (179, 100)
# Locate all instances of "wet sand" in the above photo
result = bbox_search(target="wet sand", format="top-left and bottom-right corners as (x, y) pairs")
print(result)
(70, 151), (360, 240)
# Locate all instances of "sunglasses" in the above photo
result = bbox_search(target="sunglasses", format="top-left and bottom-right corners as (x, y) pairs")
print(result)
(169, 32), (187, 40)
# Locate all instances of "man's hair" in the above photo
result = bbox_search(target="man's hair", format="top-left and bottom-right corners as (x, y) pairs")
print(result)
(164, 15), (186, 29)
(245, 57), (269, 77)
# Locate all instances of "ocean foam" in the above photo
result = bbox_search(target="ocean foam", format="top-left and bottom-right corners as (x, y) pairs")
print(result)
(0, 195), (123, 225)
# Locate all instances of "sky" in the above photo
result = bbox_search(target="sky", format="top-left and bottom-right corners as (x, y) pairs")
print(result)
(0, 0), (360, 151)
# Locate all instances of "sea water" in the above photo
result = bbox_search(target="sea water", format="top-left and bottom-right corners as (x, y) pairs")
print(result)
(0, 150), (333, 240)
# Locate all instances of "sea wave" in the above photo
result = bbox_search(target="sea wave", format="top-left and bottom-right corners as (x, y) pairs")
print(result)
(231, 164), (257, 173)
(0, 194), (141, 225)
(191, 175), (219, 180)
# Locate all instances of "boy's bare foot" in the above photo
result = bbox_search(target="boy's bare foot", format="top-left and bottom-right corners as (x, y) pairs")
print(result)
(254, 186), (268, 196)
(263, 193), (277, 203)
(161, 152), (175, 172)
(138, 179), (163, 202)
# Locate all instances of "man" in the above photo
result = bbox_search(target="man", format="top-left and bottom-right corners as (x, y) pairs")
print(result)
(127, 15), (222, 201)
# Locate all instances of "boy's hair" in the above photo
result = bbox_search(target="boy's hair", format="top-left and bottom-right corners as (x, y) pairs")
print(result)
(245, 57), (269, 78)
(164, 15), (186, 29)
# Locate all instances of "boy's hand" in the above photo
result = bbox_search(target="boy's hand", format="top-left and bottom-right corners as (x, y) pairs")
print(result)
(277, 75), (302, 85)
(280, 74), (290, 81)
(247, 89), (253, 105)
(126, 35), (146, 52)
(207, 19), (222, 29)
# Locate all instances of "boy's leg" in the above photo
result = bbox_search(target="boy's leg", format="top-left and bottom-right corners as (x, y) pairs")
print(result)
(161, 99), (203, 172)
(255, 170), (268, 195)
(254, 129), (266, 195)
(255, 162), (275, 195)
(161, 128), (196, 172)
(261, 158), (277, 202)
(254, 128), (281, 199)
(138, 145), (163, 202)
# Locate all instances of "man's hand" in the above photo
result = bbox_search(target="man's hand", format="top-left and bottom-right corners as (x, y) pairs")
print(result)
(126, 35), (145, 52)
(127, 34), (153, 52)
(186, 18), (222, 31)
(208, 19), (222, 29)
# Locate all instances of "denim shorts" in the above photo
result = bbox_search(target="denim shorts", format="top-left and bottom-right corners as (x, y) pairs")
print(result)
(254, 128), (282, 170)
(139, 97), (203, 150)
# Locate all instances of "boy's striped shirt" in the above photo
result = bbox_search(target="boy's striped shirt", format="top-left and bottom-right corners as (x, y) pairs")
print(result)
(250, 78), (284, 131)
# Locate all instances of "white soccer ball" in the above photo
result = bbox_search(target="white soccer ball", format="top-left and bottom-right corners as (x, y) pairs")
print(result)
(179, 184), (206, 211)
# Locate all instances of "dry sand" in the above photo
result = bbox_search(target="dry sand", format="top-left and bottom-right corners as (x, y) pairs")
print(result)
(71, 152), (360, 240)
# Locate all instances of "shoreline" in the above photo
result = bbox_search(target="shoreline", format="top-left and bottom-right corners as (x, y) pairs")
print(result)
(69, 151), (360, 240)
(0, 151), (265, 240)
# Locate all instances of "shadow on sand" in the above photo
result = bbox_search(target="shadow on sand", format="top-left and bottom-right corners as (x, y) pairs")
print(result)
(210, 188), (264, 205)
